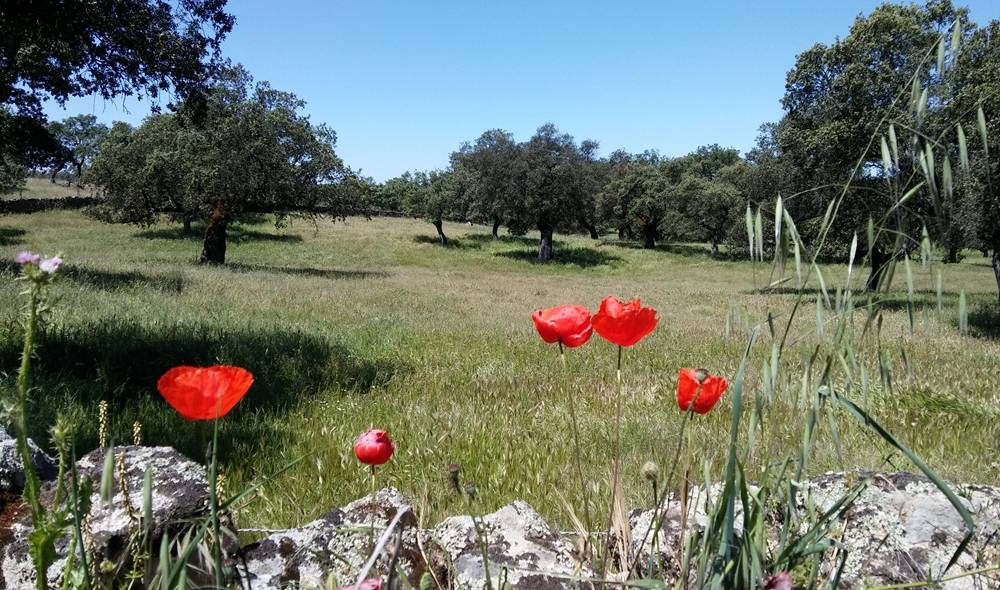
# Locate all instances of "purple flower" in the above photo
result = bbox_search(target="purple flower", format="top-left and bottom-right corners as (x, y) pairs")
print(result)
(39, 256), (62, 274)
(16, 252), (41, 266)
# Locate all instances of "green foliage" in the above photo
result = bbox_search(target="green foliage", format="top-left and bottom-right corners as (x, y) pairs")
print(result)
(0, 0), (233, 183)
(46, 115), (110, 183)
(85, 65), (351, 262)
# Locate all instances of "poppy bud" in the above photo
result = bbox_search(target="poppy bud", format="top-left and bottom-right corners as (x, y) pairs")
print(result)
(464, 481), (477, 499)
(354, 428), (395, 465)
(640, 460), (660, 482)
(448, 462), (461, 491)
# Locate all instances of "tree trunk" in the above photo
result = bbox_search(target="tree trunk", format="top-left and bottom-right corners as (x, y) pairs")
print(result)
(433, 219), (448, 246)
(49, 169), (58, 184)
(618, 227), (625, 239)
(642, 223), (657, 249)
(538, 225), (554, 262)
(199, 204), (228, 264)
(946, 245), (959, 264)
(866, 246), (889, 291)
(492, 218), (501, 239)
(588, 224), (599, 240)
(993, 247), (1000, 305)
(711, 237), (719, 257)
(182, 215), (192, 237)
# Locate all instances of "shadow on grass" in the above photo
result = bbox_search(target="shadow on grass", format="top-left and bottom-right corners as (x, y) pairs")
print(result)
(136, 225), (303, 244)
(459, 233), (540, 248)
(412, 235), (464, 248)
(0, 260), (185, 293)
(0, 227), (26, 246)
(964, 301), (1000, 339)
(227, 262), (389, 280)
(0, 317), (400, 464)
(66, 265), (186, 293)
(601, 240), (732, 260)
(498, 246), (623, 268)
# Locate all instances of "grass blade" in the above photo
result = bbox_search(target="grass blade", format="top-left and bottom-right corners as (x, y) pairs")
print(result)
(847, 232), (858, 287)
(880, 136), (892, 174)
(937, 269), (943, 317)
(959, 290), (968, 336)
(754, 208), (764, 263)
(905, 255), (914, 301)
(957, 124), (969, 171)
(816, 292), (824, 340)
(722, 326), (760, 562)
(978, 106), (990, 157)
(745, 203), (754, 261)
(889, 124), (899, 167)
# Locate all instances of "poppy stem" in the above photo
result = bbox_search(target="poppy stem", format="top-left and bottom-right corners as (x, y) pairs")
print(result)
(558, 340), (592, 555)
(629, 383), (703, 580)
(605, 345), (623, 576)
(210, 413), (223, 590)
(370, 463), (377, 552)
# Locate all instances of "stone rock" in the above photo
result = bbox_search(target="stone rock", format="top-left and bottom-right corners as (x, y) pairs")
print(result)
(240, 486), (425, 590)
(0, 427), (58, 494)
(626, 481), (748, 584)
(430, 500), (592, 590)
(801, 470), (1000, 589)
(1, 446), (211, 590)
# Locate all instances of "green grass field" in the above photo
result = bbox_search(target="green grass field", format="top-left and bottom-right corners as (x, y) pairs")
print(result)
(2, 177), (97, 199)
(1, 209), (999, 533)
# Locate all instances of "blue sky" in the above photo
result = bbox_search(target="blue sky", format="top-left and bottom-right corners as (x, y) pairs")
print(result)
(45, 1), (1000, 182)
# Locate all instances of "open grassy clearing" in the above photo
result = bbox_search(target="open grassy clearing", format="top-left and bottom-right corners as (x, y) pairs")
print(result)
(1, 209), (999, 533)
(2, 177), (97, 199)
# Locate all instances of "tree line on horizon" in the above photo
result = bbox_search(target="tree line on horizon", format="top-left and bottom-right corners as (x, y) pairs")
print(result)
(2, 1), (999, 299)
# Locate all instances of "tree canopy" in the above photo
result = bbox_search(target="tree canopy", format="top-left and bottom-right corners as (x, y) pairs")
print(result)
(86, 66), (350, 263)
(0, 0), (233, 175)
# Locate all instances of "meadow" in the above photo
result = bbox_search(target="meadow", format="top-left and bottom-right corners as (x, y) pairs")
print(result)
(1, 204), (999, 535)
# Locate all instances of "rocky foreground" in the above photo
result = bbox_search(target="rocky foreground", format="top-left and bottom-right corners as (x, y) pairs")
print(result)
(1, 441), (999, 589)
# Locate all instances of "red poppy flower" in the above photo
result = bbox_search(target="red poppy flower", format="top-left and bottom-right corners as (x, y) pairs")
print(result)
(591, 296), (659, 347)
(532, 305), (593, 348)
(157, 366), (254, 420)
(354, 428), (395, 465)
(677, 368), (729, 414)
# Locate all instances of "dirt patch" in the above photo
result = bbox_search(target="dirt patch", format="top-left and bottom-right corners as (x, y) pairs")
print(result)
(0, 490), (29, 547)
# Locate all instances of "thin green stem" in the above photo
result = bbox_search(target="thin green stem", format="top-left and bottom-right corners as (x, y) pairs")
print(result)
(558, 341), (592, 554)
(210, 409), (223, 589)
(16, 289), (43, 524)
(628, 383), (702, 580)
(604, 345), (623, 576)
(370, 464), (377, 552)
(69, 443), (92, 590)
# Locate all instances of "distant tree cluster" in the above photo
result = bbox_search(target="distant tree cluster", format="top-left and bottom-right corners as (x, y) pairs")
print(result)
(85, 65), (354, 263)
(379, 125), (746, 262)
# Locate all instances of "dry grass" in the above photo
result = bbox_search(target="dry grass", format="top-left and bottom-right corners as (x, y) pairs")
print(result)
(1, 209), (999, 532)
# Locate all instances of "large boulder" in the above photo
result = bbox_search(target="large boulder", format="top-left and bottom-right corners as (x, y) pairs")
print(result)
(0, 427), (57, 494)
(802, 470), (1000, 589)
(430, 500), (593, 590)
(239, 486), (425, 590)
(1, 446), (211, 590)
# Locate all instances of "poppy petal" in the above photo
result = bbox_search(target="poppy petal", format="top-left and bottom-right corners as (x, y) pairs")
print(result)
(592, 296), (659, 347)
(158, 366), (254, 421)
(532, 305), (593, 348)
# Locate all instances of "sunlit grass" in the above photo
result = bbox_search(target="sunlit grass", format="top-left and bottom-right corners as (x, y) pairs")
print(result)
(1, 209), (999, 533)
